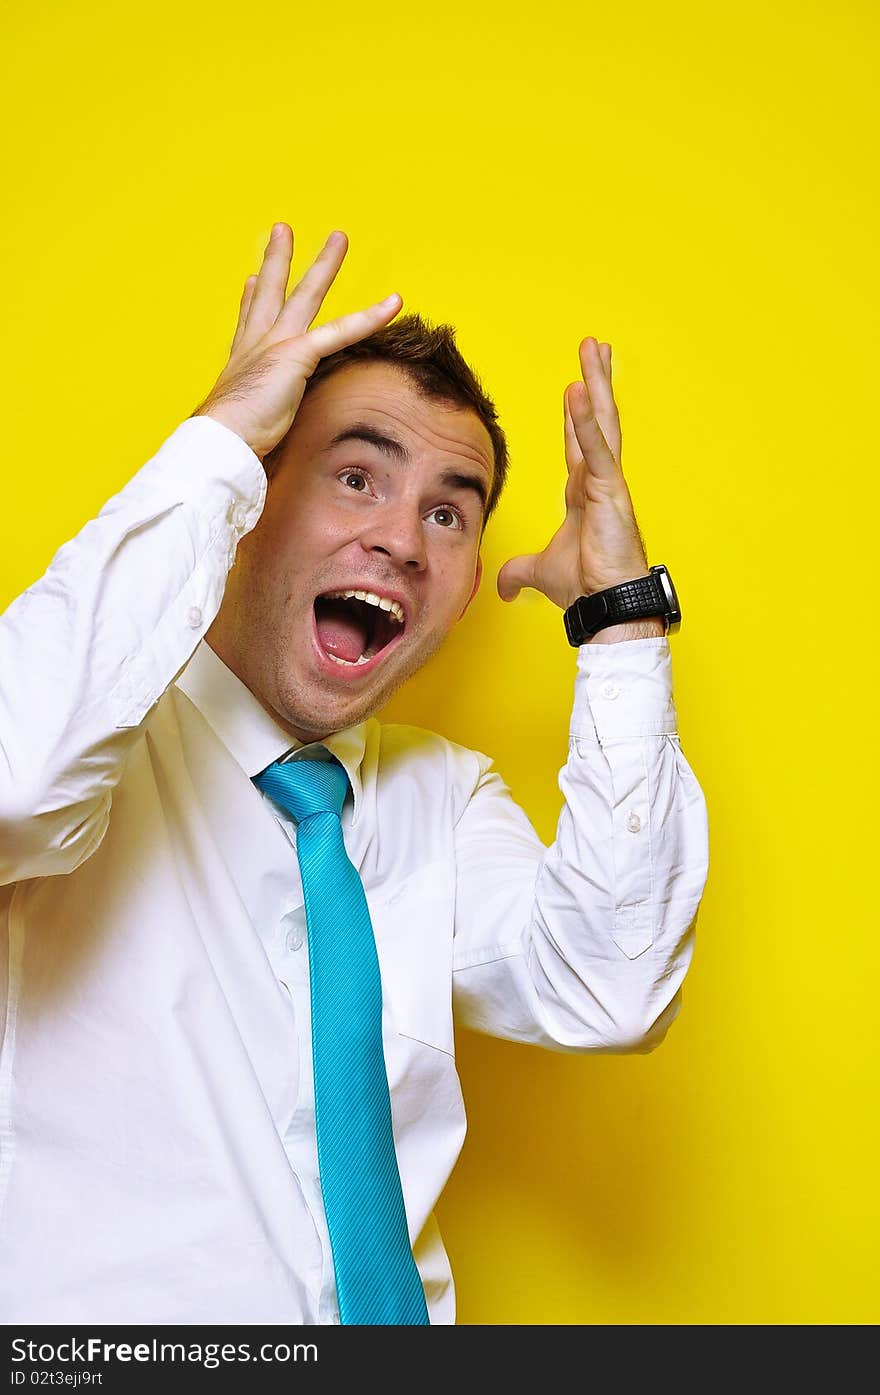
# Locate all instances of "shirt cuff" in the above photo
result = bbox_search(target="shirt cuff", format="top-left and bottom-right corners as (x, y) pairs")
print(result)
(570, 635), (677, 742)
(102, 414), (267, 530)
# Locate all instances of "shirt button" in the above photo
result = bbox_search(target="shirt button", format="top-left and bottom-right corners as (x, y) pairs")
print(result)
(280, 909), (306, 951)
(600, 681), (621, 700)
(626, 811), (642, 833)
(187, 606), (202, 628)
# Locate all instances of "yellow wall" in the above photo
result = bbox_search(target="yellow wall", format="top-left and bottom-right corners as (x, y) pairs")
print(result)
(3, 1), (877, 1324)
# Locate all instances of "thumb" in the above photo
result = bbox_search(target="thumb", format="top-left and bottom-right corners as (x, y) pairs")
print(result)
(497, 552), (541, 603)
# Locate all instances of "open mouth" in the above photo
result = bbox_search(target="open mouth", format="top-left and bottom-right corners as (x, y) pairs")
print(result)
(312, 589), (406, 675)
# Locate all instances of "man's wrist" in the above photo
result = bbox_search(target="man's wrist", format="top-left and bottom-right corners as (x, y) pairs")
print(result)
(583, 617), (667, 644)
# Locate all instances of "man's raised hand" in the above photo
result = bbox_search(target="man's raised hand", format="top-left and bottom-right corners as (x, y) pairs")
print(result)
(496, 337), (651, 612)
(192, 223), (402, 461)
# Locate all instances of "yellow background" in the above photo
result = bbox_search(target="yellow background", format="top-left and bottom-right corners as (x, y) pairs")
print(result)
(2, 0), (877, 1324)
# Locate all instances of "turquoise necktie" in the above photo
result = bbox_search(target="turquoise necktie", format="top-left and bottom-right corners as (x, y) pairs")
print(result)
(252, 752), (430, 1326)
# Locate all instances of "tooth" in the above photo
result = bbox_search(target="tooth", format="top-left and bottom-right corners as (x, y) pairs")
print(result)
(320, 588), (404, 624)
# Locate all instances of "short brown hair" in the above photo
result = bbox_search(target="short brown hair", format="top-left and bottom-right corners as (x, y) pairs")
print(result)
(263, 311), (509, 535)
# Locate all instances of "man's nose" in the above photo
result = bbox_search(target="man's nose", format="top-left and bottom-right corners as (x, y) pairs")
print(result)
(358, 501), (428, 570)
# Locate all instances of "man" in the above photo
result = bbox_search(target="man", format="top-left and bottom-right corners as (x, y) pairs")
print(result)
(0, 222), (709, 1325)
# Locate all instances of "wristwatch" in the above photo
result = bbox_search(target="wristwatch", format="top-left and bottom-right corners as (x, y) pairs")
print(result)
(563, 564), (681, 645)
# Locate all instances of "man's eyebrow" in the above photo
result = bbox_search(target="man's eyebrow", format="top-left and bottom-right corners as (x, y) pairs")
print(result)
(326, 423), (490, 514)
(326, 424), (410, 462)
(436, 469), (488, 515)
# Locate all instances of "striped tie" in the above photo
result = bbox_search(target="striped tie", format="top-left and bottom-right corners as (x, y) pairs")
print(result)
(252, 752), (430, 1325)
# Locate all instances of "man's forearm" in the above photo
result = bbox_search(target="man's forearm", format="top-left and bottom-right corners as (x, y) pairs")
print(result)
(585, 617), (667, 644)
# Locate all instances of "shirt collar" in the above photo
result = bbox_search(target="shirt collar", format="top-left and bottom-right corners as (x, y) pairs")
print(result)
(173, 639), (367, 824)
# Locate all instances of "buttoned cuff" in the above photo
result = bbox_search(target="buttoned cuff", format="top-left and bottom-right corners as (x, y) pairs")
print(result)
(570, 635), (677, 743)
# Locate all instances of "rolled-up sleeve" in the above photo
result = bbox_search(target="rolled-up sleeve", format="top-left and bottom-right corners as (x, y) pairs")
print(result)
(451, 636), (710, 1054)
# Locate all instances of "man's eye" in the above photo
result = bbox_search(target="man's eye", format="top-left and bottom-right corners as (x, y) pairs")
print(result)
(429, 507), (463, 529)
(341, 471), (368, 491)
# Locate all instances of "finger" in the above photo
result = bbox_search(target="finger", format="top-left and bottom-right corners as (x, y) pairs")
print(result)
(578, 336), (618, 420)
(562, 386), (591, 509)
(272, 229), (351, 340)
(599, 342), (612, 380)
(497, 552), (540, 603)
(578, 337), (621, 461)
(245, 222), (294, 340)
(569, 377), (619, 483)
(563, 384), (585, 471)
(298, 291), (403, 364)
(231, 274), (258, 354)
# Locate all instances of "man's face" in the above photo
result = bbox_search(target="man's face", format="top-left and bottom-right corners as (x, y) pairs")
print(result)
(206, 361), (494, 743)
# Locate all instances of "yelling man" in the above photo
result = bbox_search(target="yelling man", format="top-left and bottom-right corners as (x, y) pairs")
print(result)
(0, 222), (709, 1325)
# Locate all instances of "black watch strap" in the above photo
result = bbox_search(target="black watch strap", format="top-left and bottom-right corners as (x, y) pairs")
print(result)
(564, 564), (680, 646)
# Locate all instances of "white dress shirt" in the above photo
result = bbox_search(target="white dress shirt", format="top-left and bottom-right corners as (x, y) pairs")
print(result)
(0, 415), (710, 1325)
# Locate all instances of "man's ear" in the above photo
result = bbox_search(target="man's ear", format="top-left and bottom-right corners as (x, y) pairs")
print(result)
(458, 554), (483, 620)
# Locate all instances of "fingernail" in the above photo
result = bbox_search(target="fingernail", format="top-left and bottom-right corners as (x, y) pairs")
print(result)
(381, 293), (400, 306)
(271, 223), (285, 240)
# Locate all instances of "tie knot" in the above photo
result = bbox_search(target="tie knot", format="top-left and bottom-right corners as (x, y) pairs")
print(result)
(252, 752), (350, 824)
